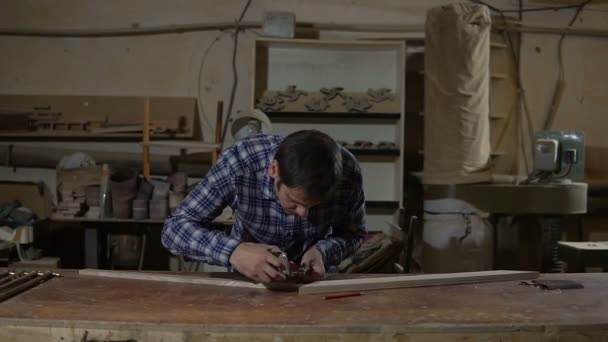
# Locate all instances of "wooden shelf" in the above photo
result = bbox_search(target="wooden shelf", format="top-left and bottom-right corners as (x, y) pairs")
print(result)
(417, 150), (505, 158)
(415, 70), (508, 80)
(145, 141), (218, 153)
(491, 73), (508, 80)
(348, 148), (400, 157)
(254, 38), (405, 217)
(416, 112), (505, 120)
(0, 132), (191, 142)
(491, 41), (508, 49)
(490, 113), (507, 120)
(265, 111), (401, 121)
(50, 213), (233, 225)
(365, 201), (399, 210)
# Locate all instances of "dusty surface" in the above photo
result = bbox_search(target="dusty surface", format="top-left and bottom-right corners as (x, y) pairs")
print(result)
(0, 270), (606, 333)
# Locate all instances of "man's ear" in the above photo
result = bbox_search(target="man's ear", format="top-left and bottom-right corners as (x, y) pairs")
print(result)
(268, 160), (279, 179)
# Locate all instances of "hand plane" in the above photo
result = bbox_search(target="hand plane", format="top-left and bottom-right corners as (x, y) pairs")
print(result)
(268, 250), (312, 291)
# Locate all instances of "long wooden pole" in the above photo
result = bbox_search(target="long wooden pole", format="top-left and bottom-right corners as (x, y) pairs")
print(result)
(78, 269), (538, 296)
(298, 270), (539, 295)
(143, 97), (151, 180)
(79, 269), (264, 289)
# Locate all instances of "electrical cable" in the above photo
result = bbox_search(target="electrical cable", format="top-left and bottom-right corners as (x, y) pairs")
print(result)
(220, 0), (253, 151)
(543, 0), (591, 130)
(518, 0), (523, 21)
(195, 31), (228, 135)
(472, 1), (592, 14)
(0, 22), (260, 38)
(470, 0), (535, 175)
(553, 162), (574, 179)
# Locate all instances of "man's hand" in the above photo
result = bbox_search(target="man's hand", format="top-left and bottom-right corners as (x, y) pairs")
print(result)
(229, 243), (286, 283)
(300, 246), (325, 281)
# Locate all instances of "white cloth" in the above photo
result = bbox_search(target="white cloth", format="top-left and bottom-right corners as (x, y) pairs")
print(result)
(423, 3), (492, 184)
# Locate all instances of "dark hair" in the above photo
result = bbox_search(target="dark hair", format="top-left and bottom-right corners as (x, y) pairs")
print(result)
(275, 130), (342, 201)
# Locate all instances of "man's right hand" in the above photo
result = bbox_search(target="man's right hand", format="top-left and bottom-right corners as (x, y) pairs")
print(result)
(229, 242), (286, 283)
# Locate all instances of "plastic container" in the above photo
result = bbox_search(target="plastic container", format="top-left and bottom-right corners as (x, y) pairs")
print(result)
(132, 199), (149, 220)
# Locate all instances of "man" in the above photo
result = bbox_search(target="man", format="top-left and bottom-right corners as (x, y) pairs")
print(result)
(162, 130), (367, 283)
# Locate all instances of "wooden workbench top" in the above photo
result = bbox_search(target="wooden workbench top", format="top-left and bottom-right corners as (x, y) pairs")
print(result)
(0, 270), (607, 341)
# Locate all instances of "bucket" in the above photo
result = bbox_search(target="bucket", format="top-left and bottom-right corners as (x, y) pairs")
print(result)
(112, 197), (132, 219)
(110, 167), (137, 199)
(132, 199), (149, 220)
(149, 199), (168, 220)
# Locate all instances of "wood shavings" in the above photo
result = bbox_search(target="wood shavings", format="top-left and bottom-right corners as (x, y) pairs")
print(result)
(342, 95), (373, 113)
(256, 94), (285, 112)
(320, 87), (345, 101)
(367, 88), (395, 103)
(304, 96), (330, 112)
(277, 85), (307, 102)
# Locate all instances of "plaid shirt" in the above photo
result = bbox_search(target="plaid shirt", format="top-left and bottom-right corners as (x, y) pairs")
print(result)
(162, 134), (367, 267)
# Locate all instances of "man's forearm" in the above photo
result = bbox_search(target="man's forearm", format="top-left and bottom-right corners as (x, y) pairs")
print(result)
(315, 234), (364, 266)
(162, 214), (240, 265)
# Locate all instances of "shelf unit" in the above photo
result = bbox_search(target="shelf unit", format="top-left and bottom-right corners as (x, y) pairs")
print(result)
(252, 38), (406, 231)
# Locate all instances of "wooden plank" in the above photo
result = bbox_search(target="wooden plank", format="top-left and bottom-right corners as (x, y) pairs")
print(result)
(299, 270), (538, 295)
(559, 241), (608, 250)
(90, 125), (143, 134)
(0, 271), (607, 341)
(0, 95), (197, 139)
(78, 269), (265, 289)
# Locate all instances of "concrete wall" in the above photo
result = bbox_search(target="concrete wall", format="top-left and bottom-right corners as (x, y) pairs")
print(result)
(1, 1), (607, 211)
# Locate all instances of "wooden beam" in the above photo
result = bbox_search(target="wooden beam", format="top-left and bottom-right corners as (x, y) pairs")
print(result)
(298, 270), (539, 295)
(78, 269), (265, 289)
(78, 269), (538, 295)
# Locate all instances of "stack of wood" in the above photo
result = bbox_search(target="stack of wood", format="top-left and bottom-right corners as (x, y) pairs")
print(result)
(55, 166), (103, 218)
(338, 233), (403, 273)
(84, 185), (101, 219)
(55, 189), (86, 218)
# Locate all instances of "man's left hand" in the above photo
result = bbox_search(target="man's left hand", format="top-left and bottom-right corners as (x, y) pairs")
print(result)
(300, 246), (325, 281)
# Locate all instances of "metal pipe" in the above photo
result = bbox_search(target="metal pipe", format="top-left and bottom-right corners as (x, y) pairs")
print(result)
(0, 272), (38, 291)
(0, 272), (54, 302)
(0, 22), (261, 38)
(496, 24), (608, 38)
(0, 272), (19, 286)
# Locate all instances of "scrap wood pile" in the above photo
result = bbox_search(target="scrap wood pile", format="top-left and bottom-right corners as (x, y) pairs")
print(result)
(338, 232), (402, 273)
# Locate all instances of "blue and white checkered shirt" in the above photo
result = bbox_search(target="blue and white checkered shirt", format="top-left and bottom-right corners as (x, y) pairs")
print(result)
(162, 134), (367, 267)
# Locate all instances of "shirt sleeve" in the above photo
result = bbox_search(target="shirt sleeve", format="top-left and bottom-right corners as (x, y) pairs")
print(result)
(161, 151), (240, 266)
(314, 160), (367, 266)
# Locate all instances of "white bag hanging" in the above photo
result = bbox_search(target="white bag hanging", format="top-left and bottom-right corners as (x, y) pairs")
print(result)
(423, 3), (492, 184)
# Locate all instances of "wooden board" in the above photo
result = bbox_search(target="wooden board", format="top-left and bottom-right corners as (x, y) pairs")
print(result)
(298, 270), (539, 295)
(0, 271), (607, 341)
(559, 241), (608, 250)
(78, 269), (264, 289)
(0, 95), (199, 139)
(78, 269), (537, 296)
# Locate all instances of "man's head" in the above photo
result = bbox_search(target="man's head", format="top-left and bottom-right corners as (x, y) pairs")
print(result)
(268, 130), (342, 217)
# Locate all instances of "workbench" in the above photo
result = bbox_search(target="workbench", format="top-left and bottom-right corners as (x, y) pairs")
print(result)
(49, 214), (233, 269)
(0, 270), (607, 341)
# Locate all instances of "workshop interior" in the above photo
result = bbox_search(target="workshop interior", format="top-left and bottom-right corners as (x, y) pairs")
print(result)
(0, 1), (607, 341)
